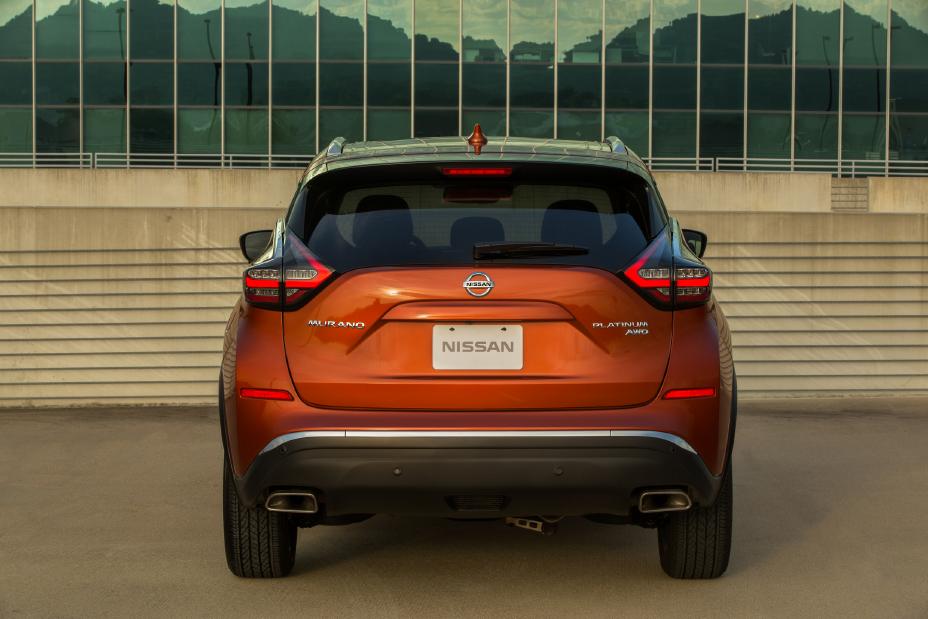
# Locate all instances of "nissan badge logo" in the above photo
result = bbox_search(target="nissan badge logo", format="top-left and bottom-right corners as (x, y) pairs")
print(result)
(463, 272), (494, 297)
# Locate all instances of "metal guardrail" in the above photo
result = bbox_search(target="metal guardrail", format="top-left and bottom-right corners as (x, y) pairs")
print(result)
(0, 153), (94, 168)
(642, 157), (716, 172)
(93, 153), (314, 169)
(714, 158), (928, 177)
(1, 152), (927, 176)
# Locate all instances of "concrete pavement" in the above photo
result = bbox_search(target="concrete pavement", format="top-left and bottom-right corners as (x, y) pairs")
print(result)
(1, 398), (927, 618)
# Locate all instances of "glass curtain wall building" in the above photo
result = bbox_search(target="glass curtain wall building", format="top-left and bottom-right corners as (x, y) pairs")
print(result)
(1, 0), (927, 163)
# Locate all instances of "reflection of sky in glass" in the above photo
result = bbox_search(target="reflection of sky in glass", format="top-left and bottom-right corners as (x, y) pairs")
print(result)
(322, 0), (362, 20)
(845, 0), (887, 23)
(274, 0), (316, 15)
(894, 0), (928, 32)
(512, 0), (555, 47)
(653, 0), (696, 31)
(463, 0), (506, 58)
(0, 0), (30, 28)
(416, 0), (458, 52)
(798, 0), (839, 12)
(179, 0), (221, 16)
(749, 0), (792, 19)
(369, 0), (409, 34)
(558, 0), (601, 62)
(702, 0), (744, 17)
(606, 0), (647, 36)
(227, 0), (265, 8)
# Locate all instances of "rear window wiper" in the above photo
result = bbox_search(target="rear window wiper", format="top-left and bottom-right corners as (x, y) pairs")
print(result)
(473, 242), (589, 260)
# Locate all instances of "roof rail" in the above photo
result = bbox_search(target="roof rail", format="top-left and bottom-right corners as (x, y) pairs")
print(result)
(326, 137), (347, 157)
(604, 136), (627, 154)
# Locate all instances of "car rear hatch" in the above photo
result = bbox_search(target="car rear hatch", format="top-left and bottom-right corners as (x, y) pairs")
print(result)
(277, 162), (674, 411)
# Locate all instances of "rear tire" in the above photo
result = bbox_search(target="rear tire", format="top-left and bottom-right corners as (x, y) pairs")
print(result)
(223, 458), (297, 578)
(657, 460), (733, 579)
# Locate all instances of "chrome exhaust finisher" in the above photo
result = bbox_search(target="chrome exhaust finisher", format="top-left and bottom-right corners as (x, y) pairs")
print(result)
(638, 489), (692, 514)
(265, 491), (319, 514)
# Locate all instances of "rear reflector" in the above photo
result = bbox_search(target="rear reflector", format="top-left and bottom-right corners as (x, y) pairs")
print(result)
(442, 167), (512, 177)
(240, 387), (294, 401)
(663, 388), (716, 400)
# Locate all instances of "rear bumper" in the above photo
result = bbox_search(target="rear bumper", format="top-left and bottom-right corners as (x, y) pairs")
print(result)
(234, 431), (722, 517)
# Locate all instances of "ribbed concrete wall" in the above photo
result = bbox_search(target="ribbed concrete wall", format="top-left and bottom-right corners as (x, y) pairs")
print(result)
(1, 169), (926, 406)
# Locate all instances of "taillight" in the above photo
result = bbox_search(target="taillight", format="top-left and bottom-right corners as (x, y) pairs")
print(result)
(622, 232), (712, 309)
(282, 234), (334, 308)
(242, 233), (335, 310)
(673, 265), (712, 307)
(622, 233), (673, 307)
(244, 266), (281, 308)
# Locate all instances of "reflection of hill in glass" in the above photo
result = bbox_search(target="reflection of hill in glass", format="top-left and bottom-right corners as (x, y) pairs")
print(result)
(83, 0), (127, 59)
(368, 13), (409, 59)
(271, 3), (316, 59)
(749, 8), (792, 64)
(415, 33), (456, 61)
(319, 7), (363, 59)
(177, 2), (222, 59)
(131, 0), (174, 58)
(890, 10), (928, 64)
(225, 2), (269, 59)
(8, 3), (928, 68)
(0, 4), (31, 57)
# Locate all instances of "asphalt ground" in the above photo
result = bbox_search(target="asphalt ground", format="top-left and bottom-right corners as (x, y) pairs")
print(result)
(1, 398), (927, 618)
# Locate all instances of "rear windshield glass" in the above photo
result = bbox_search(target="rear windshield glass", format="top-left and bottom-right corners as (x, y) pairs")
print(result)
(286, 163), (666, 272)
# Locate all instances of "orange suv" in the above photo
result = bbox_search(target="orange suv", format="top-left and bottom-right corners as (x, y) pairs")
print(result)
(220, 133), (736, 579)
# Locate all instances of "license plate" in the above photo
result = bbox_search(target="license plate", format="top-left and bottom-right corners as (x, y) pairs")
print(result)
(432, 324), (523, 370)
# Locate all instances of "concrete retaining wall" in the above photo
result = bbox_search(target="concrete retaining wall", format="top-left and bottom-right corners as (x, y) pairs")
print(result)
(1, 169), (926, 406)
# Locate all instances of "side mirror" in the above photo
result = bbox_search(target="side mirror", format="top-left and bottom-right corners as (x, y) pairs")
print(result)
(682, 229), (708, 259)
(239, 229), (273, 262)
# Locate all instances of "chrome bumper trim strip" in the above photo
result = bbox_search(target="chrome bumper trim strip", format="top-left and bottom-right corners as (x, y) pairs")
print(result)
(259, 429), (696, 455)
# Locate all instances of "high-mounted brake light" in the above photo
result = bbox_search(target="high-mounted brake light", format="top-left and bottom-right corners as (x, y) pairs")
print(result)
(663, 388), (716, 400)
(240, 387), (294, 401)
(441, 167), (512, 177)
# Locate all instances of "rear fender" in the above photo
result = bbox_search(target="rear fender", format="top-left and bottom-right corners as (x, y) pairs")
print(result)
(660, 300), (733, 475)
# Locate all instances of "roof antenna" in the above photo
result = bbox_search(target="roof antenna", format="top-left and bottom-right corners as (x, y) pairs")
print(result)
(467, 123), (488, 155)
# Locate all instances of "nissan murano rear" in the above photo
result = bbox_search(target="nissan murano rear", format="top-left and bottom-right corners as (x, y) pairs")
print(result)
(219, 134), (736, 579)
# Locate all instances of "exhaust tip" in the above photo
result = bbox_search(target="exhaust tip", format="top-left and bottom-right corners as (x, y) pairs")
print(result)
(265, 491), (318, 514)
(638, 489), (692, 514)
